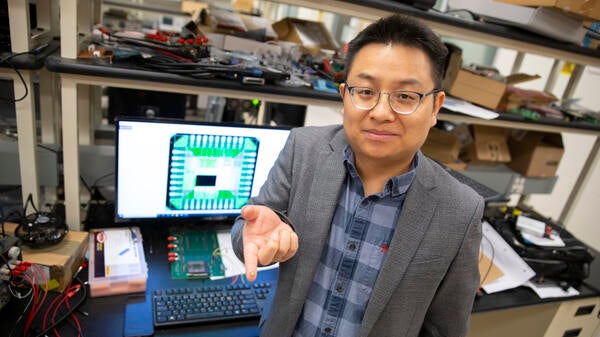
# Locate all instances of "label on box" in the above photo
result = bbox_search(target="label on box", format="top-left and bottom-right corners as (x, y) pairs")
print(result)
(93, 228), (143, 278)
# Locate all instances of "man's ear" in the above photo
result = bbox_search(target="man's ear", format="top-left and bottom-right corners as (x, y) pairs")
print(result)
(431, 90), (445, 127)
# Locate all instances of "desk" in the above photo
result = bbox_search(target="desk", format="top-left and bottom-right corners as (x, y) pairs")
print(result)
(0, 223), (277, 337)
(0, 224), (598, 337)
(0, 40), (60, 208)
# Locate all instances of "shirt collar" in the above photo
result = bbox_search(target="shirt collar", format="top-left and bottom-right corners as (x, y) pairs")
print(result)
(342, 145), (417, 197)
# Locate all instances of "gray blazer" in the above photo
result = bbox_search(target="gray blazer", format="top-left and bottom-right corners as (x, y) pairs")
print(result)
(232, 125), (484, 337)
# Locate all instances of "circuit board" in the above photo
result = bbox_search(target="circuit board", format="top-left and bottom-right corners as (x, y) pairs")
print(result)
(168, 229), (225, 279)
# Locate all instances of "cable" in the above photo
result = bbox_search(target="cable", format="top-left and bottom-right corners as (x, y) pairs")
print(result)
(91, 172), (115, 188)
(33, 277), (87, 337)
(0, 52), (30, 103)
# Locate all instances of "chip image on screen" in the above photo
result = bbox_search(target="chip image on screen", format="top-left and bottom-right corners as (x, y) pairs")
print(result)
(166, 133), (259, 211)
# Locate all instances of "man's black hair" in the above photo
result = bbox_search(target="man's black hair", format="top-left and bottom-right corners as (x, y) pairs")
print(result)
(345, 14), (448, 89)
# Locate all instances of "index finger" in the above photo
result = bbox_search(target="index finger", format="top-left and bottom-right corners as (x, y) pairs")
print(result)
(243, 241), (259, 282)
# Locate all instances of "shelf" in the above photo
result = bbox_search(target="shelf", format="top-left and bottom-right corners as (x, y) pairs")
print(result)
(461, 164), (559, 196)
(269, 0), (600, 67)
(46, 0), (600, 231)
(45, 54), (600, 136)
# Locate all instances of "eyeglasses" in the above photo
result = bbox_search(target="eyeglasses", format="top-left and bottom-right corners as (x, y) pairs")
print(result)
(344, 82), (442, 115)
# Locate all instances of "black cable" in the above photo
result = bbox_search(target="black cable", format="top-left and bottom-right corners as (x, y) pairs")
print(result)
(91, 172), (115, 188)
(0, 52), (30, 103)
(23, 193), (39, 214)
(80, 175), (92, 196)
(8, 291), (35, 337)
(30, 277), (88, 337)
(2, 131), (60, 154)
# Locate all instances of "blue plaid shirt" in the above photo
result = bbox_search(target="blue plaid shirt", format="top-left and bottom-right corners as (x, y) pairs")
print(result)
(292, 146), (417, 337)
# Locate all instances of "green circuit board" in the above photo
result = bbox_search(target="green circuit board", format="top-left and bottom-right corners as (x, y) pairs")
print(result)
(168, 229), (225, 280)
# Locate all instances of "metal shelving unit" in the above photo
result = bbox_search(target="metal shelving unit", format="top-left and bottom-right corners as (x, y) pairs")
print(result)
(47, 0), (600, 230)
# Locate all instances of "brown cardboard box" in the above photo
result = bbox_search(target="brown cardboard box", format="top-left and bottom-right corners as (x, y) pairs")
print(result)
(4, 222), (89, 292)
(494, 0), (600, 21)
(462, 125), (512, 164)
(447, 70), (507, 110)
(507, 130), (564, 177)
(446, 69), (540, 110)
(272, 18), (339, 53)
(442, 43), (463, 91)
(422, 127), (462, 163)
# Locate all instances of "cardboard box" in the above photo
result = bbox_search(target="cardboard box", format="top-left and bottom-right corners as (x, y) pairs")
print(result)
(442, 43), (463, 91)
(507, 130), (564, 177)
(206, 33), (282, 56)
(4, 222), (88, 292)
(445, 68), (540, 110)
(447, 69), (507, 110)
(422, 127), (462, 163)
(461, 125), (512, 164)
(495, 0), (600, 21)
(240, 14), (279, 40)
(272, 18), (339, 53)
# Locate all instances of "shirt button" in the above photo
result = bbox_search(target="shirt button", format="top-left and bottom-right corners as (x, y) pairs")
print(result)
(324, 327), (332, 333)
(336, 284), (344, 293)
(348, 242), (356, 251)
(361, 199), (368, 206)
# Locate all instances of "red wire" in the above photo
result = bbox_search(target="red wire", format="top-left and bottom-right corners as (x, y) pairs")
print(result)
(51, 284), (82, 337)
(51, 293), (70, 337)
(22, 274), (38, 336)
(25, 264), (49, 331)
(64, 295), (82, 337)
(42, 293), (64, 331)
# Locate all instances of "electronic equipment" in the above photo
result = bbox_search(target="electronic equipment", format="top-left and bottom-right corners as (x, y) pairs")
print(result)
(153, 282), (273, 327)
(0, 236), (21, 311)
(115, 118), (291, 223)
(14, 206), (68, 249)
(107, 88), (187, 124)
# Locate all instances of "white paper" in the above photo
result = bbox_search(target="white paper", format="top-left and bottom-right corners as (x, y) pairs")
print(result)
(103, 228), (143, 277)
(480, 221), (536, 294)
(516, 215), (546, 237)
(214, 230), (278, 280)
(524, 280), (579, 299)
(443, 96), (499, 120)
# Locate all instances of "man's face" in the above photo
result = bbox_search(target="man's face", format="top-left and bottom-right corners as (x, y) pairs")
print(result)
(340, 43), (444, 170)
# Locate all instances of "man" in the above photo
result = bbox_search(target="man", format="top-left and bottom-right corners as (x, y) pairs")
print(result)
(231, 14), (484, 337)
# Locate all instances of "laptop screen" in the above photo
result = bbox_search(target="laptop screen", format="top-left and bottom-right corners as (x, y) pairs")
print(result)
(115, 118), (291, 223)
